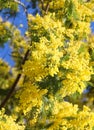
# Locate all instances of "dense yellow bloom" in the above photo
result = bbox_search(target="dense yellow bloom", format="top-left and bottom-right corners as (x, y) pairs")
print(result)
(23, 14), (64, 79)
(17, 82), (47, 114)
(15, 0), (94, 129)
(0, 109), (25, 130)
(0, 0), (94, 129)
(58, 41), (93, 97)
(47, 102), (94, 130)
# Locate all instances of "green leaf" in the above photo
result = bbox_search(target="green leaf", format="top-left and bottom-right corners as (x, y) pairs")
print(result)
(78, 44), (86, 54)
(61, 54), (70, 61)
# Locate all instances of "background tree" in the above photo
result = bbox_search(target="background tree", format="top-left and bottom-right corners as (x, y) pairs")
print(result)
(0, 0), (94, 130)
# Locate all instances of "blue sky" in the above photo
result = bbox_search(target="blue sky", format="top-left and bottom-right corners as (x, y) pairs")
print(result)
(0, 0), (94, 67)
(0, 0), (39, 66)
(90, 22), (94, 33)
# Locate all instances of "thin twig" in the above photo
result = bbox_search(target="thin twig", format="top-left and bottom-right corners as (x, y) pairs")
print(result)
(45, 2), (50, 14)
(40, 0), (50, 14)
(14, 0), (28, 20)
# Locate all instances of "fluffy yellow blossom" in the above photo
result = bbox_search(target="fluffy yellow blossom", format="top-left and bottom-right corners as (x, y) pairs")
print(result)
(47, 102), (94, 130)
(0, 0), (94, 130)
(58, 41), (93, 97)
(17, 82), (47, 114)
(0, 109), (25, 130)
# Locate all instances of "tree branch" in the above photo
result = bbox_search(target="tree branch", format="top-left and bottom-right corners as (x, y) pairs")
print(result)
(0, 45), (30, 109)
(0, 0), (32, 109)
(0, 0), (49, 109)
